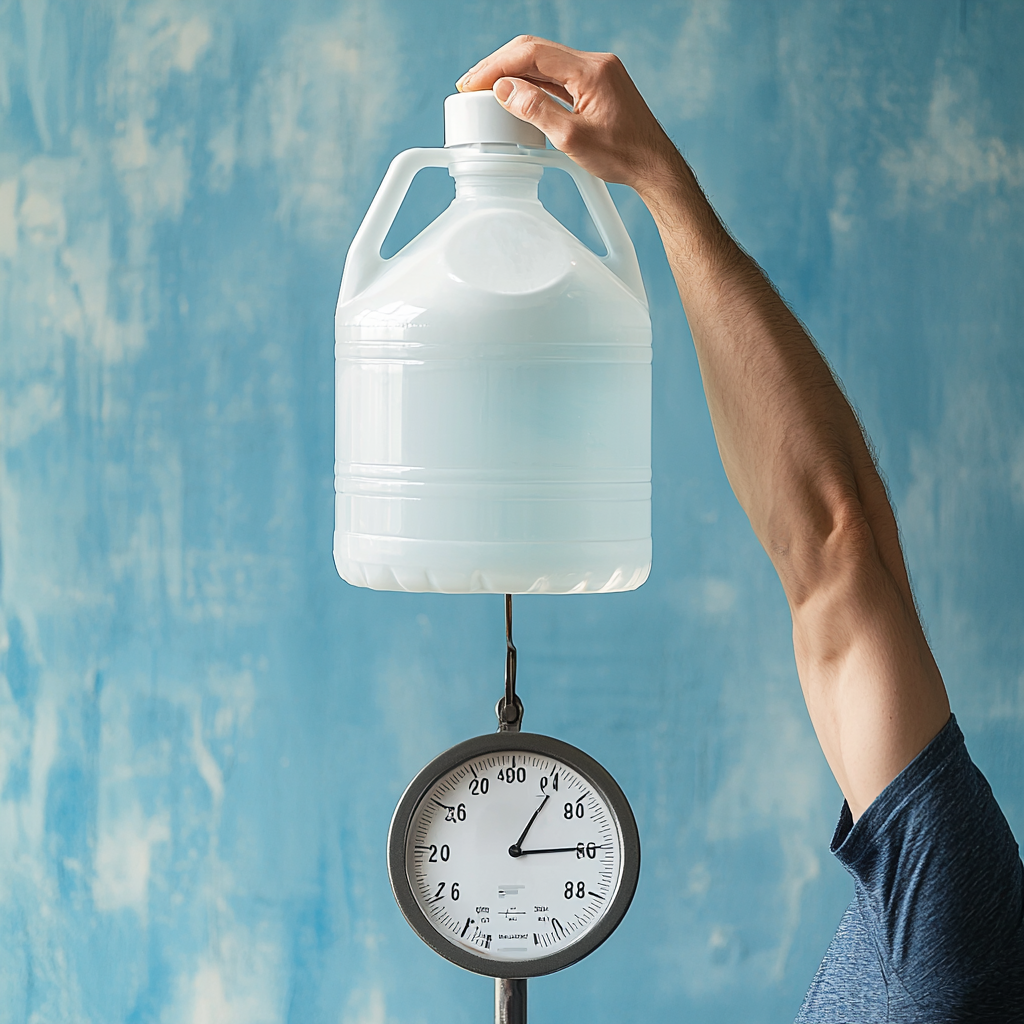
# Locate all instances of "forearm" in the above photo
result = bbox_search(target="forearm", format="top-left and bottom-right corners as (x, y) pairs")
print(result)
(639, 154), (913, 607)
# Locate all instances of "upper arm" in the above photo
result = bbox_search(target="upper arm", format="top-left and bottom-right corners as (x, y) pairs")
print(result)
(785, 496), (950, 819)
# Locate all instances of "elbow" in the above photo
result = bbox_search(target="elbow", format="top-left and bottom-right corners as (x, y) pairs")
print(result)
(771, 501), (880, 610)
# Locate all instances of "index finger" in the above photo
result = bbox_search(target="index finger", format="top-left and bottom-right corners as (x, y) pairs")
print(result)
(457, 36), (592, 104)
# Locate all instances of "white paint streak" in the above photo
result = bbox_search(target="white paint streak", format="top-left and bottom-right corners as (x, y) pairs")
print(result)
(241, 6), (402, 245)
(883, 73), (1024, 209)
(0, 178), (18, 256)
(701, 577), (738, 616)
(828, 166), (858, 237)
(164, 924), (285, 1024)
(20, 0), (51, 149)
(377, 652), (450, 783)
(706, 702), (820, 841)
(19, 186), (66, 248)
(0, 381), (62, 448)
(173, 17), (213, 73)
(58, 216), (124, 358)
(93, 808), (171, 920)
(612, 1), (730, 121)
(901, 376), (1024, 722)
(107, 5), (212, 100)
(0, 632), (33, 895)
(9, 153), (141, 364)
(664, 575), (740, 618)
(190, 967), (233, 1024)
(0, 24), (11, 113)
(687, 861), (711, 896)
(1010, 431), (1024, 510)
(207, 119), (237, 193)
(772, 831), (821, 980)
(111, 117), (192, 221)
(342, 987), (388, 1024)
(102, 2), (213, 304)
(25, 697), (59, 848)
(192, 710), (225, 807)
(182, 549), (296, 625)
(705, 684), (823, 980)
(208, 668), (255, 738)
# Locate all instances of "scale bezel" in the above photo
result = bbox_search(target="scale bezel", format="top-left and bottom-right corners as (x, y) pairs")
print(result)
(387, 731), (641, 978)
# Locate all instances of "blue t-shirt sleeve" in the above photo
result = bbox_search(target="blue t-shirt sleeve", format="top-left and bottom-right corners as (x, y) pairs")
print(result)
(831, 715), (1024, 1020)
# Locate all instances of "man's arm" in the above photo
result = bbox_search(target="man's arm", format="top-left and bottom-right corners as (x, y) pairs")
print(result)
(459, 37), (950, 819)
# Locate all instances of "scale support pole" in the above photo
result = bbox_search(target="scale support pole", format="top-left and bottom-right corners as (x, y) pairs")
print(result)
(495, 978), (526, 1024)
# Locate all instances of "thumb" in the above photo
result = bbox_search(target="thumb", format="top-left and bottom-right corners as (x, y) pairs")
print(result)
(493, 78), (574, 150)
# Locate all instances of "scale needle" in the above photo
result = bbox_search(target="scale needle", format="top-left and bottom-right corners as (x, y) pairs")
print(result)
(514, 844), (607, 857)
(507, 794), (550, 857)
(515, 846), (578, 856)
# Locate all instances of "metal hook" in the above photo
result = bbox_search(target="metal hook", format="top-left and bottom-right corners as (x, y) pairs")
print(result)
(496, 594), (523, 732)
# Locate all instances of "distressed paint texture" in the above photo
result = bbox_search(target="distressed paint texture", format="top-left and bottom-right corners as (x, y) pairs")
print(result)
(0, 1), (1022, 1021)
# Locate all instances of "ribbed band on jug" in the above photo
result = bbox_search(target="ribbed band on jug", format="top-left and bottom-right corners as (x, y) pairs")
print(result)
(449, 156), (543, 200)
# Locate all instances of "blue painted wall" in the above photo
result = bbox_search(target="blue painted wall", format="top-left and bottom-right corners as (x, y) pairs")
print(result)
(1, 1), (1022, 1021)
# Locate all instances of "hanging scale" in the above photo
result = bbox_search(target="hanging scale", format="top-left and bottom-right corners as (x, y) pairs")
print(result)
(387, 597), (641, 1023)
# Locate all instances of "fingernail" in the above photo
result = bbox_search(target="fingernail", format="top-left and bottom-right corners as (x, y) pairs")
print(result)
(493, 78), (515, 104)
(456, 72), (471, 91)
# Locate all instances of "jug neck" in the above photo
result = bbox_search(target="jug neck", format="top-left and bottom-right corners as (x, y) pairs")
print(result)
(448, 148), (543, 201)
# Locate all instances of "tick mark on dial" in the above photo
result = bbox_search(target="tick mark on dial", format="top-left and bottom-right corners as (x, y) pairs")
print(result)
(433, 798), (459, 822)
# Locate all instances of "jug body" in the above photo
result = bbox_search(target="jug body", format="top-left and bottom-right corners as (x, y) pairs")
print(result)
(335, 145), (652, 594)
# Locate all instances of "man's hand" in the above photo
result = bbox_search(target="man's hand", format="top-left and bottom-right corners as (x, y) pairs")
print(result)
(457, 36), (681, 199)
(460, 37), (950, 820)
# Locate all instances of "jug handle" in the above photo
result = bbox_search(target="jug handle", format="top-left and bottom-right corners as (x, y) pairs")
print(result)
(339, 147), (647, 307)
(338, 148), (453, 305)
(536, 150), (648, 307)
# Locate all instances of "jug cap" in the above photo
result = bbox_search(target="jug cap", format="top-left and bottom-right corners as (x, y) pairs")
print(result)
(444, 91), (547, 148)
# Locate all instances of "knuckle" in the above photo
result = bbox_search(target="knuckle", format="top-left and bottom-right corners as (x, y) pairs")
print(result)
(559, 120), (582, 149)
(518, 88), (545, 120)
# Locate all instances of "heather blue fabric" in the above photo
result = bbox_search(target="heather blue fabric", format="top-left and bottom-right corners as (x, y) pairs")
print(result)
(797, 716), (1024, 1022)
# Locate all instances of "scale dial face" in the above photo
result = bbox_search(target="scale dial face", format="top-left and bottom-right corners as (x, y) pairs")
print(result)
(388, 732), (640, 978)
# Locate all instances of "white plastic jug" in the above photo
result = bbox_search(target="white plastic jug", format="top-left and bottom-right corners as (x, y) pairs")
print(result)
(335, 92), (652, 594)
